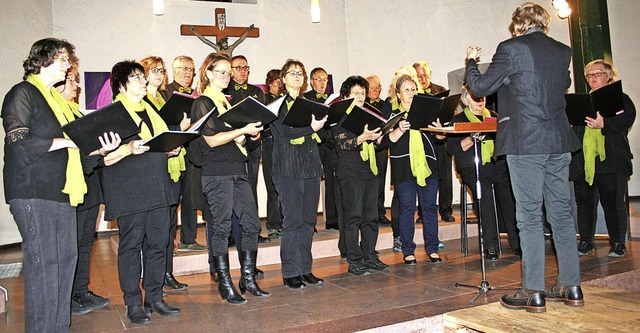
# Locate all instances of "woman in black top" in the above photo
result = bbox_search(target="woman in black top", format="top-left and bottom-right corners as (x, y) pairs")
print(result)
(271, 59), (328, 289)
(101, 60), (182, 324)
(333, 76), (390, 276)
(2, 38), (116, 332)
(190, 53), (267, 304)
(448, 85), (519, 260)
(379, 74), (445, 264)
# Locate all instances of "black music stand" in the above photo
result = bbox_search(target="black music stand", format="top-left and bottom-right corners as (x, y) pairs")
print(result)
(425, 126), (516, 303)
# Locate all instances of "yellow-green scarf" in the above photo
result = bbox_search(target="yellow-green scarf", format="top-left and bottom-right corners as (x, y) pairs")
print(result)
(583, 127), (605, 185)
(400, 105), (431, 186)
(345, 105), (377, 175)
(146, 91), (166, 111)
(26, 74), (86, 206)
(463, 107), (494, 165)
(288, 97), (321, 145)
(201, 86), (247, 156)
(114, 94), (184, 182)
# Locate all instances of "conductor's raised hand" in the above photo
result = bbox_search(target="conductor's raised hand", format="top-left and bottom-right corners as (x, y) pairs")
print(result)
(466, 46), (482, 61)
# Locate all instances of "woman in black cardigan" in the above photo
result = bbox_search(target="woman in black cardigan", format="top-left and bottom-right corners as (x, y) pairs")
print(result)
(271, 59), (328, 289)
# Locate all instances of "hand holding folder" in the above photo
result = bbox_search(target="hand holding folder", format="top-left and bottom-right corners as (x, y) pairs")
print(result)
(282, 97), (330, 127)
(406, 93), (461, 129)
(340, 102), (405, 136)
(217, 96), (278, 128)
(565, 80), (624, 126)
(157, 91), (196, 126)
(142, 109), (214, 152)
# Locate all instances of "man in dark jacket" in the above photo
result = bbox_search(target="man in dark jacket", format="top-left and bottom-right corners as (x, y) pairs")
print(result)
(465, 2), (582, 313)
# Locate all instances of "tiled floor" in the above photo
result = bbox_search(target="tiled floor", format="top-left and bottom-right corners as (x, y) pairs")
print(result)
(1, 212), (639, 332)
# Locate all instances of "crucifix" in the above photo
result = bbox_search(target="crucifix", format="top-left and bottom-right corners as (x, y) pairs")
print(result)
(181, 8), (260, 57)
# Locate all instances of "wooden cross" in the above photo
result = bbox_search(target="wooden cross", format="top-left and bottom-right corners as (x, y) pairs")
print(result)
(181, 8), (260, 57)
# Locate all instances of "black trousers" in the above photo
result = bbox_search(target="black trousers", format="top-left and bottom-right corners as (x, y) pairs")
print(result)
(202, 174), (260, 256)
(180, 160), (199, 244)
(575, 171), (629, 244)
(376, 148), (389, 219)
(262, 137), (283, 230)
(166, 175), (182, 274)
(73, 204), (101, 294)
(273, 174), (320, 278)
(435, 143), (453, 217)
(338, 176), (379, 263)
(117, 206), (171, 306)
(320, 143), (341, 227)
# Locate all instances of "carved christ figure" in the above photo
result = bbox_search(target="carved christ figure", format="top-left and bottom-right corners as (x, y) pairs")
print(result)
(188, 24), (255, 58)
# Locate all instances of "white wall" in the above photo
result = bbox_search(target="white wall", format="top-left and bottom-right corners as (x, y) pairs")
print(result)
(1, 0), (638, 244)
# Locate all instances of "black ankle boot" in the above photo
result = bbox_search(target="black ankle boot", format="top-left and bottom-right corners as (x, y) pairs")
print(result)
(164, 273), (188, 290)
(212, 254), (246, 304)
(238, 251), (270, 298)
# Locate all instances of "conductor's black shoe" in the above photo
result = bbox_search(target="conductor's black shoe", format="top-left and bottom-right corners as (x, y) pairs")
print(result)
(258, 235), (271, 244)
(300, 273), (324, 285)
(125, 305), (151, 325)
(486, 248), (499, 261)
(544, 285), (584, 307)
(283, 276), (306, 289)
(500, 289), (546, 313)
(144, 301), (181, 316)
(513, 248), (522, 257)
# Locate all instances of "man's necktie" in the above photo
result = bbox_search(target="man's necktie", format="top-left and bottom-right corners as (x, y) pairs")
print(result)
(235, 83), (248, 90)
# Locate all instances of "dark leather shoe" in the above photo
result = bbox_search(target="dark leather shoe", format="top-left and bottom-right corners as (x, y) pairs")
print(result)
(258, 235), (271, 244)
(513, 248), (522, 257)
(125, 305), (150, 325)
(500, 289), (546, 313)
(300, 273), (324, 285)
(164, 273), (188, 290)
(325, 224), (340, 230)
(144, 301), (181, 316)
(442, 214), (456, 222)
(378, 216), (392, 226)
(545, 285), (584, 306)
(485, 248), (499, 261)
(283, 276), (306, 289)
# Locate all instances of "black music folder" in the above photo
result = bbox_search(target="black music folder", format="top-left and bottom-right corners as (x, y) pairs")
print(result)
(565, 80), (625, 126)
(406, 93), (461, 129)
(432, 89), (451, 98)
(143, 109), (214, 152)
(282, 97), (330, 127)
(62, 101), (140, 155)
(341, 103), (405, 136)
(325, 98), (354, 128)
(217, 96), (278, 128)
(157, 91), (196, 126)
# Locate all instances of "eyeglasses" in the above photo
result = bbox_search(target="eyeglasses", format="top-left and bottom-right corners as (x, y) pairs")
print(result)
(286, 71), (304, 77)
(312, 77), (328, 82)
(350, 91), (367, 97)
(401, 88), (417, 94)
(585, 71), (607, 79)
(128, 74), (148, 82)
(149, 67), (166, 74)
(212, 69), (231, 76)
(54, 54), (70, 64)
(175, 66), (194, 72)
(232, 66), (250, 72)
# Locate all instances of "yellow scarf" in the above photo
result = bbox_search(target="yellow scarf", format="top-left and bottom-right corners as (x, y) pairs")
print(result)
(146, 91), (166, 111)
(201, 86), (247, 156)
(583, 127), (606, 185)
(288, 97), (321, 145)
(114, 94), (184, 182)
(26, 74), (86, 206)
(147, 91), (186, 181)
(400, 105), (431, 186)
(345, 105), (377, 175)
(463, 107), (494, 165)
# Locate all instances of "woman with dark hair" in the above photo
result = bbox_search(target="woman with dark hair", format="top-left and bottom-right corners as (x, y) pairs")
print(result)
(379, 74), (445, 265)
(334, 76), (389, 276)
(190, 53), (268, 304)
(139, 55), (190, 291)
(101, 60), (183, 324)
(1, 38), (115, 332)
(264, 68), (284, 105)
(271, 59), (327, 289)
